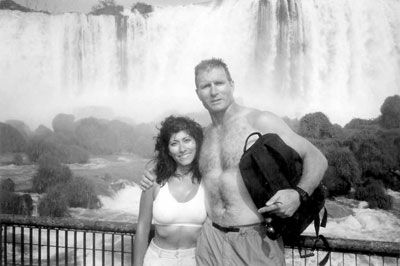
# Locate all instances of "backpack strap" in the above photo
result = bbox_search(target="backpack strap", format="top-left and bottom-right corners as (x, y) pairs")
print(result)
(243, 132), (261, 153)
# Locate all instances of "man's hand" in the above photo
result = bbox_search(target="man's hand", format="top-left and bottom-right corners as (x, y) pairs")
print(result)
(258, 189), (301, 218)
(139, 169), (155, 191)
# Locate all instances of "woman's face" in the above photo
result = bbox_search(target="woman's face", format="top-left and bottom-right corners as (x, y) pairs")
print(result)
(168, 130), (197, 167)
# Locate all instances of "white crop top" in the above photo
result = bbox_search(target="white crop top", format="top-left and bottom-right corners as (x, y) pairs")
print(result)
(152, 182), (207, 227)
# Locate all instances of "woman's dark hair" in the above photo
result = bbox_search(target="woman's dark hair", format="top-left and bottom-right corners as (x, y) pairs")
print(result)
(152, 115), (203, 185)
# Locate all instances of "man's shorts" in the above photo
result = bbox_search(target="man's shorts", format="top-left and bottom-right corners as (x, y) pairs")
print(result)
(196, 219), (285, 266)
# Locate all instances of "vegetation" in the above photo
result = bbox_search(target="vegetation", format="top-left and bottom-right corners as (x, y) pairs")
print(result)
(32, 154), (73, 193)
(0, 190), (33, 216)
(131, 2), (153, 16)
(26, 136), (89, 164)
(90, 0), (124, 16)
(323, 147), (361, 196)
(379, 95), (400, 129)
(292, 95), (400, 210)
(64, 176), (102, 209)
(0, 178), (15, 192)
(38, 186), (69, 217)
(0, 122), (27, 153)
(354, 179), (392, 210)
(298, 112), (335, 139)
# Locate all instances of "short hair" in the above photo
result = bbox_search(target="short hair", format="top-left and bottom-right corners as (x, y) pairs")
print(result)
(194, 58), (233, 88)
(152, 115), (203, 185)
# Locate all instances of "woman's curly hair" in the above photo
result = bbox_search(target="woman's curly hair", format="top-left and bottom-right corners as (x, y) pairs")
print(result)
(151, 115), (203, 185)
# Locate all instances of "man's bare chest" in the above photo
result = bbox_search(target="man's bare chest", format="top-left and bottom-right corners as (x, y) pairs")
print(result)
(199, 124), (255, 173)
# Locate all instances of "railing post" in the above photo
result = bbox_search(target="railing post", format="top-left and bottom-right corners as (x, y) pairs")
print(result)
(21, 227), (24, 266)
(0, 224), (3, 266)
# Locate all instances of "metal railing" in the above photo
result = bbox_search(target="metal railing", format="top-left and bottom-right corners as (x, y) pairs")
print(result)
(1, 214), (399, 266)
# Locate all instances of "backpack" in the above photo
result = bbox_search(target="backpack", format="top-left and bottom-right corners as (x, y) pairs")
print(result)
(239, 132), (330, 264)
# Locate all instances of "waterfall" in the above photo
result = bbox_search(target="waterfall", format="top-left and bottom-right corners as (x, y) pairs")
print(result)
(0, 0), (399, 128)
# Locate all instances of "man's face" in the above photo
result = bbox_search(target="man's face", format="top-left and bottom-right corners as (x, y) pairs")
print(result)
(195, 67), (234, 113)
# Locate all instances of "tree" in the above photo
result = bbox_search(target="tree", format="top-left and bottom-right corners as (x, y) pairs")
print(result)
(64, 177), (101, 209)
(354, 178), (392, 210)
(52, 113), (76, 135)
(298, 112), (334, 139)
(131, 2), (153, 16)
(32, 155), (73, 193)
(322, 147), (362, 196)
(0, 178), (15, 192)
(0, 122), (27, 153)
(38, 187), (69, 217)
(90, 0), (124, 16)
(380, 95), (400, 129)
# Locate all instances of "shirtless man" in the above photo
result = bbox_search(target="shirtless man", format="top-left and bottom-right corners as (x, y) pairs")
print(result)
(141, 58), (328, 265)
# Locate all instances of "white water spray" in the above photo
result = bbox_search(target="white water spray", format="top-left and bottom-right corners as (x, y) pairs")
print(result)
(0, 0), (399, 128)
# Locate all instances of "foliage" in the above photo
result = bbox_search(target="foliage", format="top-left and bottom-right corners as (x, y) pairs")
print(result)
(131, 2), (153, 16)
(38, 186), (69, 217)
(32, 155), (73, 193)
(90, 0), (124, 16)
(0, 191), (33, 216)
(354, 178), (392, 210)
(348, 134), (397, 178)
(0, 0), (34, 12)
(0, 122), (27, 153)
(344, 118), (378, 130)
(0, 178), (15, 192)
(75, 117), (118, 154)
(6, 120), (31, 139)
(13, 153), (24, 165)
(323, 147), (362, 196)
(380, 95), (400, 129)
(26, 136), (89, 164)
(52, 113), (76, 135)
(298, 112), (335, 139)
(64, 176), (101, 209)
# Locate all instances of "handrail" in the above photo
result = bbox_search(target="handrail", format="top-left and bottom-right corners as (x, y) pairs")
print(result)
(0, 214), (137, 234)
(1, 214), (400, 262)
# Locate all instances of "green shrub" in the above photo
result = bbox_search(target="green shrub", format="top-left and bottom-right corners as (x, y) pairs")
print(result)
(32, 156), (72, 193)
(0, 191), (33, 215)
(13, 153), (24, 165)
(26, 137), (89, 164)
(298, 112), (334, 139)
(75, 117), (118, 154)
(0, 122), (27, 153)
(0, 178), (15, 192)
(90, 0), (124, 16)
(380, 95), (400, 129)
(323, 147), (362, 196)
(131, 2), (153, 16)
(352, 137), (396, 178)
(354, 178), (392, 210)
(344, 118), (378, 130)
(38, 186), (69, 217)
(64, 177), (101, 209)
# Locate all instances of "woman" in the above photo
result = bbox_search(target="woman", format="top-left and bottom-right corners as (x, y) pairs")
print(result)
(133, 115), (206, 266)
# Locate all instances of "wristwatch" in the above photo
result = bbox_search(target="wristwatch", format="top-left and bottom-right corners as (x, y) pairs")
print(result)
(294, 186), (309, 203)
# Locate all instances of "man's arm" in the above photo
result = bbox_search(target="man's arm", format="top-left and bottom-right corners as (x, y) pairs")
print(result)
(254, 112), (328, 217)
(139, 169), (156, 191)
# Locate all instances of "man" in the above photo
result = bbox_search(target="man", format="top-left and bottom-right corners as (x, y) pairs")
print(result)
(141, 58), (328, 265)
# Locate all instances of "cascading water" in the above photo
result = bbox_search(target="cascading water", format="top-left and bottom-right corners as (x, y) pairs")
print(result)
(0, 0), (399, 128)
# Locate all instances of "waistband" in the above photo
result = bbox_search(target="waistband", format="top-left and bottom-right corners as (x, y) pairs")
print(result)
(148, 239), (196, 258)
(211, 221), (266, 233)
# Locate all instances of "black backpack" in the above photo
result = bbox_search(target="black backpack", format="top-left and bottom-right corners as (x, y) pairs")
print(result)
(239, 132), (330, 263)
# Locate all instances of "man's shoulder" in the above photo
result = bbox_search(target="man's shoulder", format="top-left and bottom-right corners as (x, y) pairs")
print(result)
(246, 108), (282, 129)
